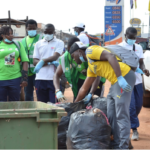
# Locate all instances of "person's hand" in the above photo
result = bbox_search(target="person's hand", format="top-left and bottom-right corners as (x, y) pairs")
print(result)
(83, 93), (92, 104)
(56, 91), (66, 102)
(51, 61), (59, 67)
(117, 76), (131, 92)
(34, 60), (45, 73)
(135, 68), (144, 74)
(20, 81), (28, 87)
(143, 69), (150, 76)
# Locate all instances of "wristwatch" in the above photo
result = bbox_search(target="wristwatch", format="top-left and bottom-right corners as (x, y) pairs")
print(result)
(55, 89), (60, 94)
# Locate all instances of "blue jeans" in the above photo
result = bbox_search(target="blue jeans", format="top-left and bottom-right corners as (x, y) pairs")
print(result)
(24, 74), (35, 101)
(35, 80), (55, 103)
(130, 83), (143, 129)
(0, 77), (21, 102)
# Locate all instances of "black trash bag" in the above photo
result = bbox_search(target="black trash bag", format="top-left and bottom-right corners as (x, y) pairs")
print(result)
(55, 101), (86, 149)
(91, 97), (107, 116)
(66, 108), (111, 149)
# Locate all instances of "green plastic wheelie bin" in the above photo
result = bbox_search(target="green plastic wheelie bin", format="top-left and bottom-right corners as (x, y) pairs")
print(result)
(0, 101), (67, 149)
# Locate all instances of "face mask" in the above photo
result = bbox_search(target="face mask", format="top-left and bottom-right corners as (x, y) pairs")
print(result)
(4, 38), (13, 43)
(79, 56), (86, 62)
(44, 34), (54, 41)
(74, 31), (78, 36)
(28, 30), (37, 37)
(127, 39), (136, 45)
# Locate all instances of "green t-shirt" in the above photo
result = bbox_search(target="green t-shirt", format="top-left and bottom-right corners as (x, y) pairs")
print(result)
(0, 41), (29, 80)
(26, 36), (36, 76)
(26, 36), (35, 50)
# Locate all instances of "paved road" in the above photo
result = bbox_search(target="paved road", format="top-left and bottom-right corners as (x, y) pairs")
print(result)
(64, 80), (150, 149)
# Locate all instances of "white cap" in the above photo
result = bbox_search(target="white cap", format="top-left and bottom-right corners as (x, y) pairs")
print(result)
(73, 23), (85, 29)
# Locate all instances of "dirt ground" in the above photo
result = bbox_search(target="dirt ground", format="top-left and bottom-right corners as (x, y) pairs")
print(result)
(63, 80), (150, 149)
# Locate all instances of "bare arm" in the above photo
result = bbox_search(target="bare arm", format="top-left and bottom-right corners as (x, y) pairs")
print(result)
(33, 58), (39, 66)
(74, 77), (96, 103)
(139, 58), (149, 76)
(53, 65), (63, 90)
(43, 52), (60, 63)
(89, 76), (101, 94)
(100, 50), (121, 78)
(22, 62), (28, 71)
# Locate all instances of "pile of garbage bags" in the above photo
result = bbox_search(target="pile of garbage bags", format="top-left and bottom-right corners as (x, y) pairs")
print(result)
(66, 108), (111, 149)
(53, 97), (110, 149)
(56, 101), (85, 149)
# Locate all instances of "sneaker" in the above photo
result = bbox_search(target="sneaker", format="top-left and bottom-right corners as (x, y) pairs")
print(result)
(129, 139), (134, 149)
(131, 130), (139, 141)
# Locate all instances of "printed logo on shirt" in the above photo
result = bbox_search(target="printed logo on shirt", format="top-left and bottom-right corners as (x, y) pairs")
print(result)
(51, 47), (55, 50)
(135, 49), (138, 52)
(0, 49), (4, 52)
(33, 43), (36, 46)
(78, 65), (81, 68)
(5, 52), (15, 66)
(65, 67), (69, 71)
(9, 48), (13, 50)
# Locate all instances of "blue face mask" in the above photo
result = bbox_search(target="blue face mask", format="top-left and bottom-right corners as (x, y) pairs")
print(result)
(74, 31), (78, 36)
(28, 30), (37, 37)
(4, 38), (13, 43)
(127, 39), (136, 45)
(79, 56), (86, 62)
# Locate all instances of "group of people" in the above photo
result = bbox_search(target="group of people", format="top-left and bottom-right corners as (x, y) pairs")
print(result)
(0, 19), (149, 149)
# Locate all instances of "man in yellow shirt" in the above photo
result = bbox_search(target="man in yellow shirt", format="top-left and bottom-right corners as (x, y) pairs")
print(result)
(71, 42), (136, 149)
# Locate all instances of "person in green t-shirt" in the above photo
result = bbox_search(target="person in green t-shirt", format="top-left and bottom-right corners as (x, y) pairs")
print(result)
(21, 19), (43, 101)
(53, 37), (106, 103)
(0, 26), (29, 102)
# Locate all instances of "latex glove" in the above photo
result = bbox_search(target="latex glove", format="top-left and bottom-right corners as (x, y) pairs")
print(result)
(34, 60), (45, 73)
(117, 76), (131, 92)
(51, 61), (59, 67)
(47, 62), (52, 65)
(135, 68), (144, 74)
(56, 91), (66, 102)
(83, 93), (92, 104)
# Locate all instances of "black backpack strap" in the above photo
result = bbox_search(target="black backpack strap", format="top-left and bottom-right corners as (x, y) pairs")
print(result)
(133, 44), (135, 51)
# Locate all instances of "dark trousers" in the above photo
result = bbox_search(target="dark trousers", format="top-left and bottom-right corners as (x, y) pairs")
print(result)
(130, 83), (143, 129)
(24, 74), (35, 101)
(0, 77), (21, 102)
(35, 80), (55, 103)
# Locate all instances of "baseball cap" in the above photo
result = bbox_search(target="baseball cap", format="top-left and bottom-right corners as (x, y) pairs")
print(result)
(73, 23), (85, 29)
(69, 42), (87, 54)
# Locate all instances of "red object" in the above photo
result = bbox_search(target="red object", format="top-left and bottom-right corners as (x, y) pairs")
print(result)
(121, 88), (123, 93)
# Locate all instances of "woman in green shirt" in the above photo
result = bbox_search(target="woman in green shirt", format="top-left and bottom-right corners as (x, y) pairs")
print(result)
(0, 26), (29, 102)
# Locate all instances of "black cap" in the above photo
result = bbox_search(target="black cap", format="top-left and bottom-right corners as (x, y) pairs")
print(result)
(69, 42), (87, 54)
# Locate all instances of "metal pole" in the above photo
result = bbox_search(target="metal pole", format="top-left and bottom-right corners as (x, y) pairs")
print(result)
(8, 10), (11, 27)
(109, 35), (110, 45)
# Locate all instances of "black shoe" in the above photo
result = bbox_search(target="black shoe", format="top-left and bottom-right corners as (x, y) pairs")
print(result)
(129, 139), (134, 149)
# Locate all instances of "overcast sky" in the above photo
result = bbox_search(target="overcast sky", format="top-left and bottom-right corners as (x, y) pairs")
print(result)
(0, 0), (150, 35)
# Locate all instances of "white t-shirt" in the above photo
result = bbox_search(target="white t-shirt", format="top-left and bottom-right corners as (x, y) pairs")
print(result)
(77, 31), (89, 46)
(33, 37), (64, 80)
(119, 41), (144, 85)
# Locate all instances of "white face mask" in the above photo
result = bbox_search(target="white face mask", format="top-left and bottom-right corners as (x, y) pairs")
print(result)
(44, 34), (54, 41)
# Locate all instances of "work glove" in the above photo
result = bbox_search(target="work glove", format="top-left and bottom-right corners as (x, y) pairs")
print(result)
(34, 60), (45, 73)
(117, 76), (131, 92)
(51, 61), (59, 67)
(56, 91), (66, 102)
(135, 68), (144, 74)
(47, 62), (52, 65)
(83, 93), (92, 104)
